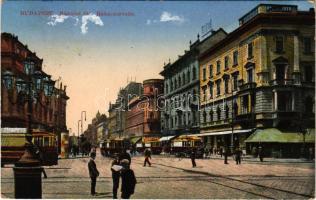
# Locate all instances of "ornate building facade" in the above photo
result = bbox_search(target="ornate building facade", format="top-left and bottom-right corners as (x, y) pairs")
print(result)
(198, 4), (315, 155)
(160, 29), (227, 137)
(1, 32), (69, 154)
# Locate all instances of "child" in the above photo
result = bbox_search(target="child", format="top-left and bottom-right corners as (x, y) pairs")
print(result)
(120, 159), (137, 199)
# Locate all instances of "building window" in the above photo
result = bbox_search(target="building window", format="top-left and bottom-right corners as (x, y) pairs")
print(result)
(209, 110), (213, 122)
(203, 111), (207, 123)
(216, 107), (221, 121)
(247, 68), (254, 83)
(225, 105), (229, 119)
(233, 51), (238, 66)
(224, 56), (229, 70)
(275, 36), (284, 53)
(202, 87), (207, 101)
(187, 70), (190, 83)
(203, 68), (206, 81)
(24, 61), (34, 75)
(193, 67), (197, 80)
(171, 80), (174, 91)
(304, 65), (313, 82)
(174, 78), (177, 89)
(182, 73), (185, 85)
(304, 97), (314, 115)
(178, 77), (181, 88)
(216, 80), (221, 96)
(242, 95), (249, 114)
(209, 84), (213, 99)
(216, 60), (221, 74)
(233, 102), (238, 116)
(248, 42), (253, 59)
(233, 74), (238, 91)
(224, 78), (229, 94)
(277, 91), (292, 111)
(209, 65), (213, 78)
(275, 64), (286, 80)
(304, 37), (312, 54)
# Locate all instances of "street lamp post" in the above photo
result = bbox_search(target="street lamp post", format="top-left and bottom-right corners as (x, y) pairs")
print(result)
(3, 67), (55, 198)
(78, 120), (82, 155)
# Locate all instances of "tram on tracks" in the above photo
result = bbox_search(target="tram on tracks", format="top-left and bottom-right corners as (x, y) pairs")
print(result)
(101, 138), (130, 157)
(1, 128), (58, 166)
(170, 135), (204, 158)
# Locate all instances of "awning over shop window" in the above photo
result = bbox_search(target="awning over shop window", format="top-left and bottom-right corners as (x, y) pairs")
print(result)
(173, 135), (202, 142)
(159, 136), (176, 142)
(245, 128), (315, 143)
(188, 129), (252, 137)
(142, 137), (160, 143)
(130, 137), (142, 144)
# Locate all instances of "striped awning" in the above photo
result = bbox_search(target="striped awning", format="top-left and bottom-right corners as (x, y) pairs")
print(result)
(188, 129), (252, 137)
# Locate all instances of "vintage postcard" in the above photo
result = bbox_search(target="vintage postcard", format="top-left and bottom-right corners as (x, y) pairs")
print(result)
(1, 0), (315, 199)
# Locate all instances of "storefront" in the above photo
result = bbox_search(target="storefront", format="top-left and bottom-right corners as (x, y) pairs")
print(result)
(245, 128), (315, 158)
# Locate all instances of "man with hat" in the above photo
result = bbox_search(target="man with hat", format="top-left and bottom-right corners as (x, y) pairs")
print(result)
(111, 153), (121, 199)
(88, 152), (99, 196)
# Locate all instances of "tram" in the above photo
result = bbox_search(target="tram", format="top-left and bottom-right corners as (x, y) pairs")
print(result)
(1, 128), (58, 166)
(101, 138), (130, 157)
(170, 135), (204, 158)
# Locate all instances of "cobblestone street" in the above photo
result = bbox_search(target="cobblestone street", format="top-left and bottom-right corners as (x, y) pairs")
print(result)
(1, 155), (315, 199)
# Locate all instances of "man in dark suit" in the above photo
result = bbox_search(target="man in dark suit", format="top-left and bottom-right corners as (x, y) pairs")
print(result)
(120, 159), (137, 199)
(88, 152), (99, 196)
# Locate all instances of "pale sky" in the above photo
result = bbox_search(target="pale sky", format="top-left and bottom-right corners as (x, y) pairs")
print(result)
(1, 1), (313, 135)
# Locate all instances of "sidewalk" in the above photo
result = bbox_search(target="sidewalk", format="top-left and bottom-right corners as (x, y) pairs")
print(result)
(206, 154), (315, 163)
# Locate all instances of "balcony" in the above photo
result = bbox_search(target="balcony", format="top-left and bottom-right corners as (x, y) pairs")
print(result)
(239, 82), (257, 91)
(269, 79), (294, 86)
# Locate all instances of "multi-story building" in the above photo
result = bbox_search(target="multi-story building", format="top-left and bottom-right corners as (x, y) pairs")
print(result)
(108, 81), (143, 139)
(1, 32), (69, 154)
(125, 79), (164, 143)
(199, 4), (315, 156)
(160, 29), (227, 138)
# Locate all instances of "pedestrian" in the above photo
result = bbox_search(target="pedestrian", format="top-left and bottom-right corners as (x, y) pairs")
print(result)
(88, 152), (99, 196)
(224, 147), (229, 164)
(258, 146), (264, 162)
(190, 149), (197, 168)
(235, 147), (242, 165)
(120, 159), (137, 199)
(143, 148), (152, 167)
(119, 148), (131, 165)
(111, 154), (121, 199)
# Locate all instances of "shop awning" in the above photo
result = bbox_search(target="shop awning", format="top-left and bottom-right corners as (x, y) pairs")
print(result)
(159, 136), (176, 141)
(143, 137), (160, 143)
(130, 137), (142, 144)
(173, 135), (202, 142)
(188, 129), (252, 137)
(245, 128), (315, 143)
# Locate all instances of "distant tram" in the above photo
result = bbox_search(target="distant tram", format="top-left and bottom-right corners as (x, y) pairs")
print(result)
(170, 135), (203, 158)
(1, 128), (58, 166)
(101, 138), (130, 157)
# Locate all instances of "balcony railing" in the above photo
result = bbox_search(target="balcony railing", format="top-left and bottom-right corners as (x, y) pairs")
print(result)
(269, 79), (294, 86)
